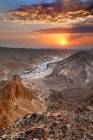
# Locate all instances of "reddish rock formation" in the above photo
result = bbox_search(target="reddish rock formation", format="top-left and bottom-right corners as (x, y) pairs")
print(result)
(0, 75), (43, 128)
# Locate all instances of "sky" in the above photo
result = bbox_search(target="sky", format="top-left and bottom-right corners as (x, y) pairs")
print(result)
(0, 0), (92, 13)
(0, 0), (53, 11)
(0, 0), (93, 49)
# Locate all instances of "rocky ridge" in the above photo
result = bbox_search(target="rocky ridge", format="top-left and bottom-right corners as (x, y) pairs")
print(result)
(48, 51), (93, 84)
(0, 75), (43, 128)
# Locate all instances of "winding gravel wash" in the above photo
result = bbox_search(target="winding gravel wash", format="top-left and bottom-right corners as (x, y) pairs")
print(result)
(21, 56), (63, 80)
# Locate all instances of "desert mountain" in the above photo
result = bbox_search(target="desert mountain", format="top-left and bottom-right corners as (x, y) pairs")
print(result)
(49, 50), (93, 84)
(0, 75), (43, 128)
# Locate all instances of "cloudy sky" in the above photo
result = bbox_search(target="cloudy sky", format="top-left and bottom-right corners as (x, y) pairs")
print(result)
(0, 0), (92, 11)
(0, 0), (93, 49)
(0, 0), (54, 11)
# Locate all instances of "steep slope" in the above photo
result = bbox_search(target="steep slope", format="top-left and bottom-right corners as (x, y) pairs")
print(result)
(49, 50), (93, 84)
(44, 51), (93, 111)
(0, 75), (43, 128)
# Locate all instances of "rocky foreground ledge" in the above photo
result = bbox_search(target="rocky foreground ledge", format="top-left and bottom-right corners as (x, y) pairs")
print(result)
(0, 108), (93, 140)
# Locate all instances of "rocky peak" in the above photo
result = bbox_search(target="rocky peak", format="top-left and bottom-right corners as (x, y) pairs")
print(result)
(0, 75), (43, 128)
(12, 74), (21, 83)
(2, 74), (33, 100)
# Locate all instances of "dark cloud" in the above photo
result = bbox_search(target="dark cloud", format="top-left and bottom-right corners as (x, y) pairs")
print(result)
(35, 26), (93, 34)
(56, 0), (93, 8)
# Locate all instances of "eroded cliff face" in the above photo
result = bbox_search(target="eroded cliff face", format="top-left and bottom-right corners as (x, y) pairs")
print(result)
(0, 75), (44, 128)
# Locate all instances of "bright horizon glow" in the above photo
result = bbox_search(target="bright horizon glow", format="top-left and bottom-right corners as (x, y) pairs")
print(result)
(48, 34), (69, 47)
(0, 28), (93, 48)
(58, 37), (68, 46)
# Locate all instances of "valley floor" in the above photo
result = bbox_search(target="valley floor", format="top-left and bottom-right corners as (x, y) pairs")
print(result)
(0, 49), (93, 139)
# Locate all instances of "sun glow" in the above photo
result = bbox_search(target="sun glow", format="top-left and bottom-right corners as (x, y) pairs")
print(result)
(34, 33), (69, 48)
(59, 37), (68, 45)
(54, 34), (69, 46)
(46, 34), (69, 46)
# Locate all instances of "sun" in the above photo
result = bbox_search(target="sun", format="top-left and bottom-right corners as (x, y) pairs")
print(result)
(54, 34), (69, 46)
(59, 38), (68, 45)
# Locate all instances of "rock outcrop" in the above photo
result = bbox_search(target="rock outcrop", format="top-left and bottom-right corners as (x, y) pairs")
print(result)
(0, 109), (93, 140)
(0, 75), (43, 128)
